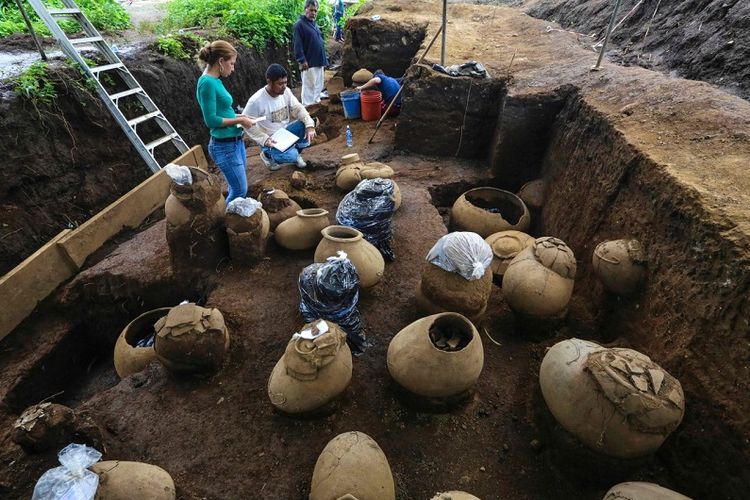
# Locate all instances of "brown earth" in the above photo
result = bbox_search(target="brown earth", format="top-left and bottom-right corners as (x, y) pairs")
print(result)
(1, 0), (750, 499)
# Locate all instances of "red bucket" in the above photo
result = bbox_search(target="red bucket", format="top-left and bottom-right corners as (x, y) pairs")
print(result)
(361, 90), (382, 122)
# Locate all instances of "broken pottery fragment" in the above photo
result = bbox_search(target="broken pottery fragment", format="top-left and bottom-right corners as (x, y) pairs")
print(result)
(310, 431), (395, 500)
(387, 313), (484, 398)
(225, 208), (270, 265)
(275, 208), (330, 250)
(603, 481), (691, 500)
(257, 189), (301, 231)
(451, 187), (530, 237)
(540, 338), (685, 459)
(90, 461), (175, 500)
(114, 307), (170, 379)
(267, 320), (352, 414)
(502, 237), (576, 319)
(484, 230), (535, 278)
(431, 492), (482, 500)
(517, 179), (546, 211)
(12, 403), (103, 453)
(315, 226), (385, 288)
(335, 154), (401, 209)
(154, 303), (229, 374)
(593, 239), (647, 295)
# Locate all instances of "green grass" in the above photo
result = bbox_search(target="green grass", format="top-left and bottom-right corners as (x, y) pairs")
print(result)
(0, 0), (130, 38)
(156, 32), (206, 61)
(12, 61), (56, 105)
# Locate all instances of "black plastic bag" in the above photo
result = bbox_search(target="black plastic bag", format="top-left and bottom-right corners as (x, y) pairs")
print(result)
(298, 252), (368, 353)
(336, 178), (396, 261)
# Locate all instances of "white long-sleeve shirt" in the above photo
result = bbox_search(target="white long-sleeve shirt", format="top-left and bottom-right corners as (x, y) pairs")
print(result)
(242, 87), (314, 147)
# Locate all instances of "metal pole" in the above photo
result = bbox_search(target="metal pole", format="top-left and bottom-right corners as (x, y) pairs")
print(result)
(592, 0), (623, 71)
(441, 0), (447, 65)
(14, 0), (47, 61)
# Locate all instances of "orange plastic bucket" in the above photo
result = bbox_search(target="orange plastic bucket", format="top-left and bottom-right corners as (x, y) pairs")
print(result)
(361, 90), (382, 122)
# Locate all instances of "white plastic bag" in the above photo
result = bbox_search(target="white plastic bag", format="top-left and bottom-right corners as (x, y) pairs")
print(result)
(32, 443), (102, 500)
(426, 232), (493, 281)
(226, 197), (262, 217)
(164, 163), (193, 185)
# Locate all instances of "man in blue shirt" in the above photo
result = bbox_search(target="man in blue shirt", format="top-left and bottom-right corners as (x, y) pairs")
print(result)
(293, 0), (329, 106)
(354, 68), (403, 117)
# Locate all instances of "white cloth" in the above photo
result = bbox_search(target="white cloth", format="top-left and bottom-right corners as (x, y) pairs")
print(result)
(301, 66), (325, 106)
(242, 87), (315, 147)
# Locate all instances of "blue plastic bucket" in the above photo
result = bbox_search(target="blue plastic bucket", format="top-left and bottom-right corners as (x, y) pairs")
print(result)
(341, 90), (361, 120)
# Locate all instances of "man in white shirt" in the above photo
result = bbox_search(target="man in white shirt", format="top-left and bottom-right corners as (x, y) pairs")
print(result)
(242, 64), (317, 171)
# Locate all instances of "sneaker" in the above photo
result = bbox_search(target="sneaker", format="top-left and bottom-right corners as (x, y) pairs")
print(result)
(259, 150), (281, 171)
(319, 90), (329, 99)
(295, 155), (307, 169)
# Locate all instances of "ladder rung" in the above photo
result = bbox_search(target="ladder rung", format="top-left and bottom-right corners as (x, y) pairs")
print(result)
(91, 62), (124, 73)
(109, 88), (143, 100)
(127, 111), (162, 127)
(70, 36), (104, 45)
(145, 133), (179, 151)
(48, 8), (81, 16)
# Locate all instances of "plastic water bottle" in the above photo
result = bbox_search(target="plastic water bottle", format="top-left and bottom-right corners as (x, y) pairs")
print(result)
(345, 125), (353, 148)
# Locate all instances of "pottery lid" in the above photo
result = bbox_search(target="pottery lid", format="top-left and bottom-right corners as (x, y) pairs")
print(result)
(341, 153), (361, 165)
(533, 237), (577, 279)
(352, 68), (374, 84)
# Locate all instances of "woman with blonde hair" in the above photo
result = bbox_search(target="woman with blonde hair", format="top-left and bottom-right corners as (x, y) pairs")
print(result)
(196, 40), (259, 204)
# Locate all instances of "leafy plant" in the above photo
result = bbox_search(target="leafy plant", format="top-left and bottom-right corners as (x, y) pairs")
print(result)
(0, 0), (130, 38)
(13, 61), (57, 106)
(156, 32), (205, 60)
(339, 0), (367, 28)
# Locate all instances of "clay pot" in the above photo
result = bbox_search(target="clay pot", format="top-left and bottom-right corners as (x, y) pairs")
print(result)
(274, 208), (330, 250)
(336, 153), (367, 191)
(540, 338), (685, 459)
(517, 179), (546, 211)
(114, 307), (170, 379)
(431, 492), (482, 500)
(290, 171), (307, 189)
(310, 431), (395, 500)
(90, 461), (175, 500)
(451, 187), (530, 237)
(361, 161), (395, 180)
(314, 226), (385, 288)
(603, 481), (691, 500)
(226, 209), (270, 265)
(154, 303), (230, 375)
(592, 239), (647, 295)
(258, 189), (302, 231)
(267, 320), (352, 414)
(12, 403), (103, 452)
(387, 313), (483, 398)
(484, 230), (534, 278)
(416, 263), (493, 321)
(502, 237), (576, 319)
(164, 166), (224, 225)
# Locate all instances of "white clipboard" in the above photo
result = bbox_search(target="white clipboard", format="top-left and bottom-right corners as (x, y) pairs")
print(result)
(269, 127), (300, 152)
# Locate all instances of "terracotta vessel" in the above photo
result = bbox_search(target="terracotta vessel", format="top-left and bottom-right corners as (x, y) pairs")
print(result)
(603, 482), (691, 500)
(226, 209), (270, 264)
(592, 239), (647, 295)
(154, 303), (230, 375)
(540, 338), (685, 459)
(314, 226), (385, 288)
(431, 492), (482, 500)
(517, 179), (546, 211)
(451, 187), (530, 237)
(90, 461), (176, 500)
(267, 320), (352, 414)
(336, 153), (367, 191)
(275, 208), (330, 250)
(164, 166), (224, 225)
(416, 263), (493, 322)
(114, 307), (170, 378)
(310, 431), (395, 500)
(258, 189), (301, 231)
(12, 402), (103, 452)
(484, 230), (534, 278)
(502, 237), (576, 319)
(387, 313), (484, 398)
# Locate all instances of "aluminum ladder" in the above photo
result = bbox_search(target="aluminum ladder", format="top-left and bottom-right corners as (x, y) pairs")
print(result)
(26, 0), (188, 173)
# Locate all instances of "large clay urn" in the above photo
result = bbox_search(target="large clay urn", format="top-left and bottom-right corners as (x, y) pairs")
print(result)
(310, 431), (395, 500)
(451, 187), (530, 237)
(603, 482), (691, 500)
(484, 230), (534, 279)
(257, 189), (301, 231)
(90, 461), (175, 500)
(517, 179), (546, 211)
(274, 208), (330, 250)
(114, 307), (170, 378)
(592, 239), (647, 295)
(416, 263), (493, 322)
(314, 225), (385, 288)
(502, 237), (576, 319)
(540, 338), (685, 459)
(153, 303), (230, 375)
(267, 320), (352, 414)
(336, 153), (367, 191)
(226, 209), (270, 265)
(388, 313), (483, 398)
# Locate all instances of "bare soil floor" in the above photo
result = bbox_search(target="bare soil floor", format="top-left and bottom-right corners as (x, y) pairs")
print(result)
(1, 0), (749, 499)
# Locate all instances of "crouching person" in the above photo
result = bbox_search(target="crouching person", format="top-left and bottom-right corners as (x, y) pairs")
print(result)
(353, 68), (402, 117)
(243, 63), (317, 171)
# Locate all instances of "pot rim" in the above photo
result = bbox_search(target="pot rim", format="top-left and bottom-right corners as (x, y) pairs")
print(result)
(123, 307), (171, 349)
(424, 312), (477, 354)
(462, 187), (526, 208)
(320, 225), (363, 242)
(340, 153), (361, 165)
(296, 208), (329, 218)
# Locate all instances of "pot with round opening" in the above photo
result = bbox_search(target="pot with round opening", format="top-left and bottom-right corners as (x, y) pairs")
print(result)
(387, 312), (484, 398)
(274, 208), (330, 250)
(314, 225), (385, 288)
(114, 307), (171, 379)
(451, 187), (530, 237)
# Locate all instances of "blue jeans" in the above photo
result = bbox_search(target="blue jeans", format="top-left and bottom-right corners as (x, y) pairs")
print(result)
(262, 121), (310, 164)
(208, 137), (247, 205)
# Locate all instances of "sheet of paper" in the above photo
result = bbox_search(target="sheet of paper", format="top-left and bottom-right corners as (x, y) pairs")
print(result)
(237, 116), (266, 129)
(269, 127), (299, 152)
